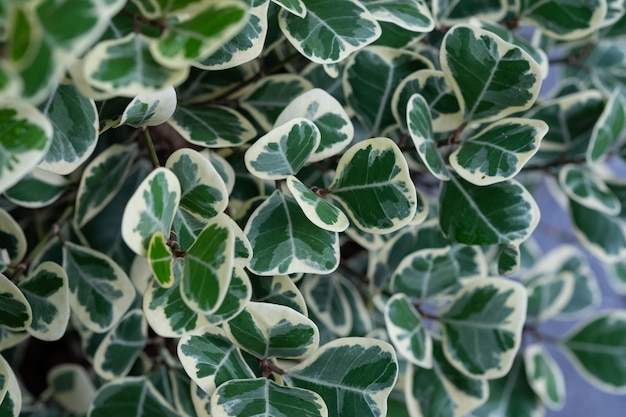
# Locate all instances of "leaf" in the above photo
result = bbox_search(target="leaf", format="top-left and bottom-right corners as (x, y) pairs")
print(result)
(360, 0), (434, 32)
(147, 232), (174, 288)
(440, 277), (527, 378)
(83, 33), (189, 96)
(495, 243), (520, 276)
(204, 265), (252, 325)
(391, 247), (459, 301)
(329, 138), (417, 233)
(526, 272), (575, 322)
(89, 377), (179, 417)
(404, 339), (488, 417)
(560, 164), (621, 215)
(63, 242), (136, 332)
(384, 293), (432, 368)
(0, 208), (27, 264)
(272, 0), (306, 17)
(344, 46), (431, 135)
(151, 0), (248, 67)
(0, 353), (20, 417)
(5, 168), (69, 209)
(286, 176), (349, 232)
(285, 338), (398, 417)
(181, 216), (235, 314)
(439, 173), (540, 245)
(275, 88), (354, 162)
(301, 274), (352, 337)
(433, 0), (507, 24)
(166, 147), (228, 219)
(94, 309), (147, 380)
(18, 261), (69, 341)
(588, 90), (626, 163)
(524, 344), (565, 410)
(407, 93), (450, 180)
(561, 310), (626, 393)
(441, 24), (542, 123)
(75, 143), (138, 227)
(0, 273), (32, 331)
(119, 86), (177, 127)
(0, 354), (8, 405)
(38, 84), (99, 175)
(178, 327), (255, 396)
(170, 105), (257, 147)
(245, 118), (320, 180)
(245, 190), (340, 275)
(518, 0), (607, 40)
(251, 274), (307, 314)
(0, 100), (53, 193)
(121, 167), (181, 256)
(278, 0), (381, 64)
(450, 118), (548, 186)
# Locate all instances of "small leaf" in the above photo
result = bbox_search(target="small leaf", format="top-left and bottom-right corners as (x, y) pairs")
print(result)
(251, 274), (307, 315)
(148, 232), (174, 288)
(245, 118), (320, 180)
(0, 353), (20, 417)
(360, 0), (434, 32)
(434, 0), (507, 24)
(440, 277), (527, 378)
(205, 265), (252, 325)
(5, 168), (69, 209)
(526, 272), (575, 322)
(271, 0), (306, 17)
(119, 86), (177, 127)
(285, 338), (398, 417)
(19, 261), (69, 341)
(496, 243), (521, 276)
(278, 0), (381, 64)
(384, 293), (432, 368)
(518, 0), (607, 40)
(301, 274), (352, 337)
(559, 164), (621, 215)
(0, 208), (27, 264)
(121, 167), (181, 256)
(588, 90), (626, 163)
(89, 377), (179, 417)
(329, 138), (417, 234)
(63, 242), (136, 332)
(286, 176), (349, 232)
(524, 344), (565, 410)
(0, 273), (32, 331)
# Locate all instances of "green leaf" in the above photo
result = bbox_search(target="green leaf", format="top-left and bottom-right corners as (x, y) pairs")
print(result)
(212, 378), (327, 417)
(272, 0), (305, 17)
(245, 118), (320, 179)
(119, 86), (177, 127)
(47, 364), (96, 414)
(278, 0), (381, 64)
(441, 24), (542, 124)
(224, 301), (319, 359)
(451, 118), (548, 186)
(94, 309), (147, 380)
(89, 377), (179, 417)
(63, 242), (136, 332)
(407, 93), (450, 180)
(433, 0), (507, 24)
(275, 88), (354, 162)
(495, 243), (521, 276)
(526, 272), (575, 321)
(439, 173), (540, 245)
(559, 164), (621, 215)
(440, 277), (527, 378)
(178, 327), (255, 396)
(524, 344), (565, 410)
(405, 339), (488, 417)
(251, 273), (307, 315)
(360, 0), (434, 32)
(329, 138), (417, 233)
(561, 310), (626, 393)
(0, 100), (53, 193)
(0, 208), (27, 264)
(166, 147), (228, 219)
(245, 190), (340, 275)
(286, 338), (398, 417)
(286, 176), (349, 232)
(121, 167), (181, 256)
(518, 0), (607, 40)
(83, 33), (189, 96)
(181, 216), (235, 314)
(39, 84), (98, 175)
(344, 46), (431, 135)
(205, 265), (252, 325)
(18, 261), (69, 341)
(5, 168), (69, 209)
(170, 104), (257, 147)
(587, 90), (626, 163)
(0, 273), (32, 331)
(151, 0), (248, 67)
(75, 143), (138, 227)
(301, 274), (352, 337)
(384, 293), (432, 368)
(148, 232), (174, 288)
(391, 247), (459, 301)
(0, 354), (8, 405)
(0, 353), (20, 417)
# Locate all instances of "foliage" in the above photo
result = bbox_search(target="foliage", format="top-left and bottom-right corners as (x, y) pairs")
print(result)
(1, 1), (626, 416)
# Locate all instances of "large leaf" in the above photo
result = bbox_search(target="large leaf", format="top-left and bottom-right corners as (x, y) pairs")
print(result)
(440, 277), (527, 378)
(561, 310), (626, 393)
(285, 338), (398, 417)
(278, 0), (381, 64)
(518, 0), (607, 40)
(524, 344), (565, 410)
(441, 24), (542, 123)
(63, 242), (136, 332)
(329, 138), (417, 234)
(121, 167), (181, 256)
(0, 273), (32, 331)
(245, 190), (339, 275)
(450, 118), (548, 186)
(0, 100), (53, 193)
(384, 293), (432, 368)
(89, 377), (179, 417)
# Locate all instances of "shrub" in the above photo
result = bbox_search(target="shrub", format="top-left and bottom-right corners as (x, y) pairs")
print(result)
(1, 1), (626, 416)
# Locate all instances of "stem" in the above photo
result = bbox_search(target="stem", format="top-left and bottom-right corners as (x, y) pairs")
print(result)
(143, 128), (160, 168)
(259, 359), (285, 377)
